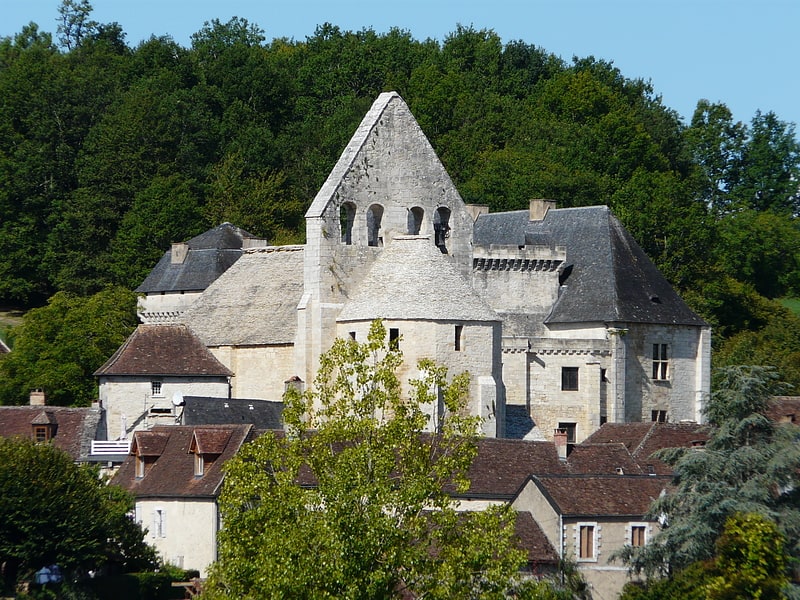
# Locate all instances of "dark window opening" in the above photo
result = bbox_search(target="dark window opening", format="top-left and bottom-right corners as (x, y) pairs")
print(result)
(151, 381), (162, 396)
(433, 207), (451, 253)
(454, 325), (464, 351)
(558, 422), (577, 455)
(389, 328), (400, 350)
(367, 204), (384, 247)
(349, 331), (356, 340)
(340, 202), (356, 245)
(408, 207), (424, 235)
(651, 410), (667, 423)
(600, 415), (608, 425)
(561, 367), (579, 391)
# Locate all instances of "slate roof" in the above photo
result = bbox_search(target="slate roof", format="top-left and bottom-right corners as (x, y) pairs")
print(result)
(135, 223), (260, 294)
(112, 425), (252, 498)
(181, 246), (304, 346)
(181, 396), (284, 429)
(473, 206), (707, 326)
(337, 236), (499, 323)
(94, 324), (232, 377)
(455, 438), (566, 499)
(581, 422), (710, 475)
(531, 474), (670, 517)
(0, 406), (103, 461)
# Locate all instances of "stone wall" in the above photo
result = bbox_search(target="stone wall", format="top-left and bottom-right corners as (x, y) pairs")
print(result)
(210, 345), (294, 400)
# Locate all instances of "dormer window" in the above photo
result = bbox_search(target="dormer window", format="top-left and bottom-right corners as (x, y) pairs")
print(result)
(194, 453), (204, 477)
(135, 455), (145, 478)
(33, 425), (53, 442)
(189, 428), (232, 479)
(31, 411), (57, 443)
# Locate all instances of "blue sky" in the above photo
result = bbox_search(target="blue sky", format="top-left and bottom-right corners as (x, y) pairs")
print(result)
(3, 0), (799, 131)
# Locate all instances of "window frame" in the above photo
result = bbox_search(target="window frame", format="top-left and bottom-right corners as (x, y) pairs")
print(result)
(151, 380), (163, 397)
(652, 343), (669, 380)
(454, 324), (464, 351)
(561, 366), (579, 391)
(630, 523), (648, 547)
(577, 522), (598, 561)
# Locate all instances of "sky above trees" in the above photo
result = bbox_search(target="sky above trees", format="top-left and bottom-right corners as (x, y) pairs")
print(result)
(3, 0), (800, 130)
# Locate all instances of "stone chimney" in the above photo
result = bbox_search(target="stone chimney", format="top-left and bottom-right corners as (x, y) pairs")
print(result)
(284, 376), (305, 396)
(29, 389), (46, 406)
(529, 199), (556, 222)
(554, 428), (568, 461)
(171, 242), (189, 264)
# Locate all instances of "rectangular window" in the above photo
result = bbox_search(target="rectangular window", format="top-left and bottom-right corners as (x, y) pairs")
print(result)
(652, 344), (668, 380)
(151, 381), (162, 396)
(33, 426), (50, 442)
(454, 325), (464, 351)
(389, 328), (400, 350)
(154, 508), (166, 538)
(631, 525), (647, 547)
(561, 367), (579, 391)
(135, 455), (145, 479)
(651, 410), (667, 423)
(194, 453), (204, 477)
(579, 524), (596, 559)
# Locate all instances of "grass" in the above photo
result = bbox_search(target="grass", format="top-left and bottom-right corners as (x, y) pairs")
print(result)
(779, 298), (800, 317)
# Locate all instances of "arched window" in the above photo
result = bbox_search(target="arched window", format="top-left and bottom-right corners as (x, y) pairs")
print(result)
(407, 206), (424, 235)
(433, 207), (451, 253)
(340, 202), (356, 245)
(367, 204), (384, 247)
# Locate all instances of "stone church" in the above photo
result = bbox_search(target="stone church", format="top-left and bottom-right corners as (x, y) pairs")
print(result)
(96, 92), (710, 444)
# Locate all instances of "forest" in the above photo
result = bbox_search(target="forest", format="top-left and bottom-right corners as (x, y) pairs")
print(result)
(1, 1), (800, 404)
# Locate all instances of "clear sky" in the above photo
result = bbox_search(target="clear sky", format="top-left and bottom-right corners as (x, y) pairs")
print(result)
(3, 0), (798, 131)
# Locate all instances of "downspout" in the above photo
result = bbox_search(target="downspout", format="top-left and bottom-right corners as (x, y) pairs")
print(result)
(559, 513), (565, 586)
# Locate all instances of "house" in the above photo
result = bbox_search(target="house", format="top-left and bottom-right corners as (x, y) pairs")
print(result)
(136, 223), (266, 323)
(512, 473), (670, 598)
(94, 324), (233, 440)
(110, 91), (709, 443)
(0, 390), (103, 462)
(111, 424), (254, 576)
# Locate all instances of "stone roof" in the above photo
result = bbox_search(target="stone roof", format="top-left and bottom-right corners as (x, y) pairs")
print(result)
(0, 406), (103, 461)
(337, 236), (499, 323)
(181, 246), (304, 346)
(531, 474), (670, 517)
(582, 421), (710, 475)
(94, 324), (232, 377)
(135, 223), (261, 294)
(473, 206), (707, 326)
(181, 396), (284, 430)
(112, 425), (252, 498)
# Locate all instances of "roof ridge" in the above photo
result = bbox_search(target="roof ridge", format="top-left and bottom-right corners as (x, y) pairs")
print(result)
(631, 421), (658, 458)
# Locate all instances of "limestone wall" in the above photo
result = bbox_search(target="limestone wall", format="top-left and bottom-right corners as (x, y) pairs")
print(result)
(209, 345), (295, 400)
(137, 291), (202, 323)
(97, 376), (229, 439)
(136, 498), (217, 577)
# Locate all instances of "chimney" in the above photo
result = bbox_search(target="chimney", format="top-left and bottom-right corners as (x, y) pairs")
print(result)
(29, 389), (46, 406)
(465, 204), (490, 222)
(554, 428), (568, 461)
(529, 199), (556, 222)
(284, 376), (305, 396)
(171, 242), (189, 264)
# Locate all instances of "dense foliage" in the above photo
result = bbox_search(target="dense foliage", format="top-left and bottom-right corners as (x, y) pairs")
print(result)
(616, 365), (800, 594)
(204, 321), (572, 599)
(2, 1), (800, 392)
(0, 436), (157, 593)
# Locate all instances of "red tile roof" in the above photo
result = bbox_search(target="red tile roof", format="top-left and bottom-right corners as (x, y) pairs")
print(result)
(533, 474), (670, 517)
(0, 406), (102, 460)
(94, 324), (232, 377)
(514, 511), (559, 565)
(566, 443), (643, 475)
(112, 425), (253, 498)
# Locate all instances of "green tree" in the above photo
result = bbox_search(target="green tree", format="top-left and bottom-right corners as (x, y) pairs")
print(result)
(0, 437), (156, 592)
(0, 286), (137, 406)
(618, 365), (800, 579)
(56, 0), (98, 50)
(204, 321), (556, 599)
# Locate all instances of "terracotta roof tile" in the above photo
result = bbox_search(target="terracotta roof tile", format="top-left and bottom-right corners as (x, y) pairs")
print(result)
(514, 511), (559, 565)
(113, 425), (252, 498)
(94, 324), (232, 377)
(566, 443), (643, 475)
(0, 406), (102, 461)
(534, 474), (670, 517)
(189, 428), (233, 455)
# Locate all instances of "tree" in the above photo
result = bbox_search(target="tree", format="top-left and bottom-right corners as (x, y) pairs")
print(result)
(56, 0), (98, 51)
(0, 286), (137, 406)
(618, 365), (800, 580)
(0, 437), (156, 592)
(204, 321), (559, 599)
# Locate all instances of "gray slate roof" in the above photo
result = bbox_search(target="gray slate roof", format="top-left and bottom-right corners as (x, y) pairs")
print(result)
(337, 236), (499, 323)
(474, 206), (706, 326)
(181, 245), (305, 346)
(135, 223), (260, 294)
(181, 396), (284, 429)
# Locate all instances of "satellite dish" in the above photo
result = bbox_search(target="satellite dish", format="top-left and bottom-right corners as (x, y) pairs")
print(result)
(172, 391), (184, 406)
